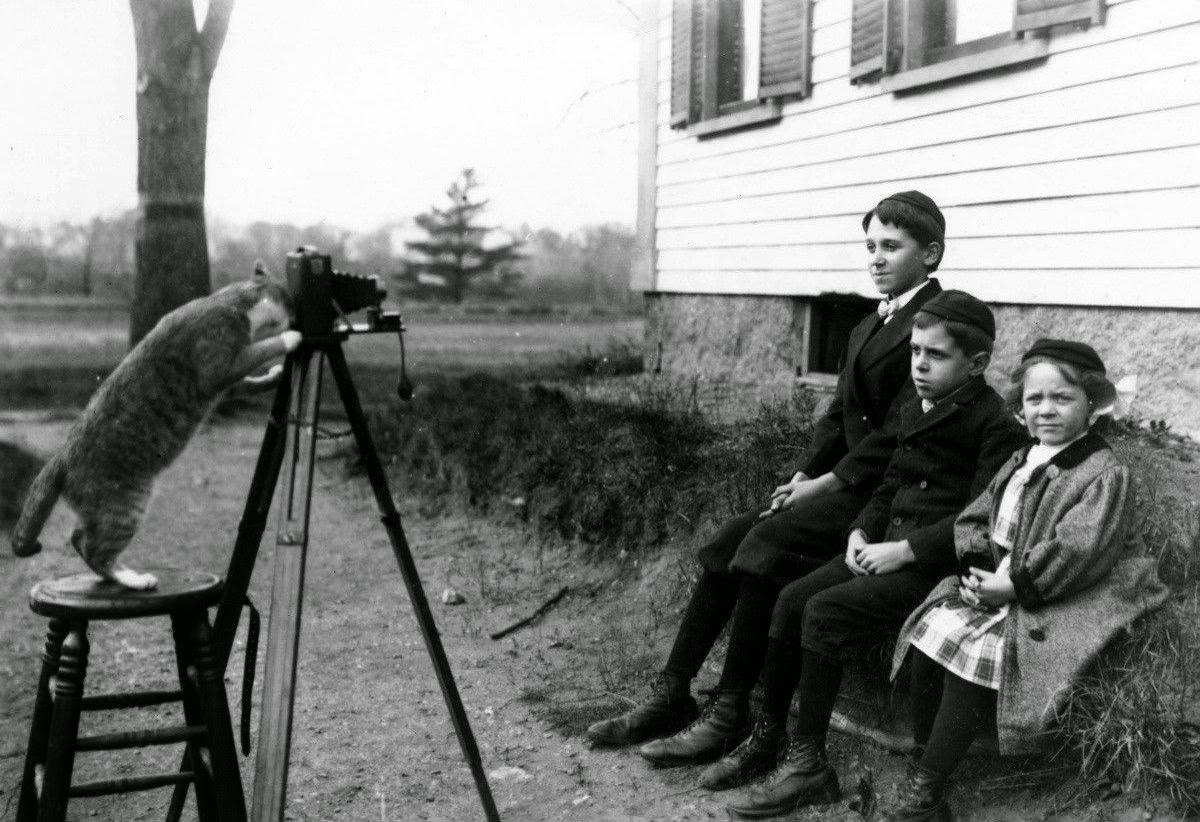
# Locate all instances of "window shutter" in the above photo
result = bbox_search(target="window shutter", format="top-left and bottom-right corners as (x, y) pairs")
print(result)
(759, 0), (812, 99)
(670, 0), (694, 127)
(849, 0), (888, 82)
(1014, 0), (1105, 34)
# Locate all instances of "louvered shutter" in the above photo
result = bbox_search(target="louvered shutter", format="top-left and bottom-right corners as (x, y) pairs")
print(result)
(1014, 0), (1105, 34)
(759, 0), (812, 99)
(849, 0), (886, 82)
(670, 0), (694, 127)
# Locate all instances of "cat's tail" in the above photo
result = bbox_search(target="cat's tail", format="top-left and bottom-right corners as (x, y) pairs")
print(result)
(11, 456), (64, 557)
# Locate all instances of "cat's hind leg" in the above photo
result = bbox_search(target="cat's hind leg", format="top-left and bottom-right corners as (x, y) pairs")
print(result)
(71, 514), (157, 590)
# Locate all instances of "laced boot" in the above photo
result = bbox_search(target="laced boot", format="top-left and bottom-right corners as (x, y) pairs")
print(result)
(637, 690), (750, 766)
(699, 711), (786, 791)
(725, 735), (841, 819)
(585, 673), (698, 747)
(885, 765), (952, 822)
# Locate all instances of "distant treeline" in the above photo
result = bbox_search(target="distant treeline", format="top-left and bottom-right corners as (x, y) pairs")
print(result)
(0, 214), (639, 310)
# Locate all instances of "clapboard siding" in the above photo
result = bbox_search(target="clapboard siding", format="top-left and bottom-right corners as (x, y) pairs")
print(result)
(646, 0), (1200, 307)
(657, 187), (1200, 246)
(658, 103), (1200, 207)
(659, 229), (1194, 271)
(652, 268), (1200, 308)
(659, 143), (1200, 225)
(657, 60), (1198, 185)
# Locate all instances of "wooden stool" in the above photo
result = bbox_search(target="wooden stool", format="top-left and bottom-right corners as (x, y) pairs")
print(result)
(16, 568), (246, 822)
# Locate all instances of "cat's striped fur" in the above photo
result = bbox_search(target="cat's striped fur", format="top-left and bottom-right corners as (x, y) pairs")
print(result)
(11, 265), (297, 589)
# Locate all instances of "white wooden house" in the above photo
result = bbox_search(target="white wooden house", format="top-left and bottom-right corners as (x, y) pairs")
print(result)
(633, 0), (1200, 431)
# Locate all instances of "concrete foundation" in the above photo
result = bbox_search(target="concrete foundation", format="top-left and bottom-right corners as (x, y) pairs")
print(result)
(646, 293), (1200, 436)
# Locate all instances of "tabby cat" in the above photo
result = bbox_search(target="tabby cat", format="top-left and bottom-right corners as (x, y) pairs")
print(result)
(11, 264), (298, 589)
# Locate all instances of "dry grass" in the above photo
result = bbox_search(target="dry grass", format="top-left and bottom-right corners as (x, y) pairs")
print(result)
(0, 302), (641, 409)
(1049, 439), (1200, 814)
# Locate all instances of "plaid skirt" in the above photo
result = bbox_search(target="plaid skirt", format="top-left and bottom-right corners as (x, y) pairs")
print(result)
(908, 599), (1009, 690)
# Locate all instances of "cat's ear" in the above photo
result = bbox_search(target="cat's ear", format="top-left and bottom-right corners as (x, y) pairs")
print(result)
(252, 260), (271, 282)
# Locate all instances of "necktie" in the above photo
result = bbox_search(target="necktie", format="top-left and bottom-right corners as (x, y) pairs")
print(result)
(877, 299), (896, 322)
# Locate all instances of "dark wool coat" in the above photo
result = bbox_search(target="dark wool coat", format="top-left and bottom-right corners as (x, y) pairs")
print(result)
(704, 279), (944, 581)
(799, 278), (942, 491)
(849, 376), (1029, 579)
(891, 433), (1169, 755)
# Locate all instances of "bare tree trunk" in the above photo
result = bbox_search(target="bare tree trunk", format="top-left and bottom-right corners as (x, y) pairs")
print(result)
(128, 0), (234, 344)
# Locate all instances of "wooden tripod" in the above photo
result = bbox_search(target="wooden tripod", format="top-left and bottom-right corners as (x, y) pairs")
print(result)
(167, 314), (500, 822)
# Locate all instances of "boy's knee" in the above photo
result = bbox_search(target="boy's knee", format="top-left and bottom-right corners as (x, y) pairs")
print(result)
(769, 585), (817, 643)
(801, 590), (848, 639)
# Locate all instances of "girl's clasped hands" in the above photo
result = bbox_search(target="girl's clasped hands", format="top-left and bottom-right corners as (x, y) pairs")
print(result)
(959, 555), (1016, 609)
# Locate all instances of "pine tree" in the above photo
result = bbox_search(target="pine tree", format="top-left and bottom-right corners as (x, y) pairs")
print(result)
(404, 169), (522, 303)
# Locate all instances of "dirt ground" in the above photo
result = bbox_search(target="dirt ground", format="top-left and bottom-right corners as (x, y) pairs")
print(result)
(0, 412), (1188, 821)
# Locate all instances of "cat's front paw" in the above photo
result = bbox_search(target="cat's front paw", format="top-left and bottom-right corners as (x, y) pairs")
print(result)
(112, 567), (159, 590)
(280, 330), (302, 352)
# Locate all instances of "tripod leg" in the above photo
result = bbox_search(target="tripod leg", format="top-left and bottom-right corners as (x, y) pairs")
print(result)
(325, 345), (501, 822)
(212, 358), (295, 666)
(167, 354), (295, 822)
(252, 349), (324, 822)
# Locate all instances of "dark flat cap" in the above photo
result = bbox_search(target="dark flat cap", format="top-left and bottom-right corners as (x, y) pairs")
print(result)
(1022, 338), (1107, 374)
(919, 289), (995, 339)
(878, 190), (946, 236)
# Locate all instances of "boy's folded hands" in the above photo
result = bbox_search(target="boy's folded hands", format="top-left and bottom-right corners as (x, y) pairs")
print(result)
(845, 528), (915, 575)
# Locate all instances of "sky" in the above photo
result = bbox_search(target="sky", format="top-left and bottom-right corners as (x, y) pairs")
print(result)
(0, 0), (641, 233)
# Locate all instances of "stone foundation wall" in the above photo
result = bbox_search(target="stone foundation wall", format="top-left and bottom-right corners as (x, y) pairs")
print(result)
(989, 304), (1200, 436)
(646, 293), (1200, 437)
(645, 293), (805, 381)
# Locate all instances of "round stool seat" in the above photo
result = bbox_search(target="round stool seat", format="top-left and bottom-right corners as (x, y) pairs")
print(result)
(29, 569), (223, 620)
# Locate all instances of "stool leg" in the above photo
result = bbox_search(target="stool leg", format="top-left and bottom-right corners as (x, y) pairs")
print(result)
(188, 609), (247, 822)
(37, 622), (88, 822)
(17, 618), (68, 822)
(171, 613), (218, 822)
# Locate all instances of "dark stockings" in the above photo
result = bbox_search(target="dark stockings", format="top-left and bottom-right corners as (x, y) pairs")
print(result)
(715, 574), (783, 693)
(759, 636), (804, 717)
(790, 649), (844, 738)
(663, 569), (739, 682)
(910, 650), (997, 778)
(908, 648), (946, 748)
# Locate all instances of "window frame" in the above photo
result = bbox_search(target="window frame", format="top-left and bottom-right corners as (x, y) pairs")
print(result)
(801, 294), (878, 377)
(850, 0), (1103, 93)
(671, 0), (812, 139)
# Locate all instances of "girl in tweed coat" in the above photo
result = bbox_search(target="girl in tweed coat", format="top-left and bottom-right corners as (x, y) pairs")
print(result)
(886, 340), (1168, 822)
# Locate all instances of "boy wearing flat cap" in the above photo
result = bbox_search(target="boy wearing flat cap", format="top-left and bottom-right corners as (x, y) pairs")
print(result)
(716, 290), (1029, 816)
(587, 191), (949, 765)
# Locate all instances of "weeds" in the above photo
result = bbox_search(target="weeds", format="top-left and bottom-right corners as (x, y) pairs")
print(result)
(1049, 444), (1200, 814)
(367, 371), (814, 560)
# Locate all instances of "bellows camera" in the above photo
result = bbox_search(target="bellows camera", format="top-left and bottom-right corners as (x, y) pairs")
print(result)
(285, 246), (387, 336)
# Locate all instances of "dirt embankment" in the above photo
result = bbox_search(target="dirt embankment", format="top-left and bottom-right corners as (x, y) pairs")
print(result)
(0, 415), (1189, 821)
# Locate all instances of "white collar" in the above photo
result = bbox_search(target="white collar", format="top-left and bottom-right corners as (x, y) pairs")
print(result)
(1025, 432), (1087, 467)
(886, 279), (932, 312)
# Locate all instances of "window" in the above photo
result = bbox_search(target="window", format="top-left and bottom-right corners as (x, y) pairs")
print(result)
(671, 0), (812, 137)
(849, 0), (1105, 91)
(804, 295), (877, 376)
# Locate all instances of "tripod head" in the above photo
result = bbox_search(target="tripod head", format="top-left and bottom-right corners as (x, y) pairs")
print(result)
(284, 246), (413, 399)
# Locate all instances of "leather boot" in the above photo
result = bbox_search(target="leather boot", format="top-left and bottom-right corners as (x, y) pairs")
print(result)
(725, 735), (841, 819)
(885, 765), (952, 822)
(585, 673), (698, 747)
(699, 711), (786, 791)
(637, 690), (750, 766)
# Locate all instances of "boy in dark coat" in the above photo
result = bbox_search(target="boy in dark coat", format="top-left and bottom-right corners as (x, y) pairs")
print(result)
(586, 192), (947, 764)
(719, 291), (1028, 817)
